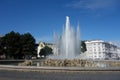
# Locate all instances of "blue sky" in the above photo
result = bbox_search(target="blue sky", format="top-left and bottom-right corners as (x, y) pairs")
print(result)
(0, 0), (120, 43)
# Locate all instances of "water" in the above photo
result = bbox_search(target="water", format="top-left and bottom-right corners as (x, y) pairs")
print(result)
(52, 16), (81, 59)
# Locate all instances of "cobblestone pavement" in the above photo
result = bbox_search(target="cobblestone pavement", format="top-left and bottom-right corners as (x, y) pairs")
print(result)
(0, 70), (120, 80)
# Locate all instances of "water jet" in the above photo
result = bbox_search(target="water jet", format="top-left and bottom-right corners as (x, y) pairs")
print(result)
(51, 16), (81, 59)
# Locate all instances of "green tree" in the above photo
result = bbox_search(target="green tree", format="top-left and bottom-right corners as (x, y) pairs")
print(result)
(39, 46), (53, 57)
(81, 41), (87, 53)
(2, 31), (21, 59)
(0, 31), (36, 59)
(0, 37), (4, 55)
(20, 33), (36, 58)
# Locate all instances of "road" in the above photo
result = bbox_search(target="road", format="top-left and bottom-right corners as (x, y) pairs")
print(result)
(0, 70), (120, 80)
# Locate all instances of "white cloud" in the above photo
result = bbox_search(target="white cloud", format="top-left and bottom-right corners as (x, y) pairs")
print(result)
(66, 0), (118, 10)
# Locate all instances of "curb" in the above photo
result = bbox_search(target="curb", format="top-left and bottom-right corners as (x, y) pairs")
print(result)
(0, 65), (120, 72)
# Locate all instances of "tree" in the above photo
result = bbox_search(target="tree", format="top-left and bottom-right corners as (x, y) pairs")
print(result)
(39, 46), (53, 57)
(20, 33), (36, 58)
(0, 31), (36, 59)
(81, 41), (87, 53)
(1, 31), (21, 59)
(0, 37), (4, 55)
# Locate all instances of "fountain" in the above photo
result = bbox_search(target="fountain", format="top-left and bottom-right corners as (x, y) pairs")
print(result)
(18, 16), (120, 68)
(52, 16), (81, 59)
(42, 16), (97, 67)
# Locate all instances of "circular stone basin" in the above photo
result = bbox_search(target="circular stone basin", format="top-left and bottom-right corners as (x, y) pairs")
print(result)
(32, 59), (104, 67)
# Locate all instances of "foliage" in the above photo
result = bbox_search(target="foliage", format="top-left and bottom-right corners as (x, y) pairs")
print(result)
(20, 33), (36, 57)
(81, 41), (87, 53)
(39, 46), (53, 57)
(1, 31), (21, 59)
(0, 31), (36, 59)
(0, 37), (4, 55)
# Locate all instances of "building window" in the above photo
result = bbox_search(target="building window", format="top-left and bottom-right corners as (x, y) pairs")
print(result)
(94, 56), (96, 57)
(98, 48), (101, 51)
(94, 49), (96, 51)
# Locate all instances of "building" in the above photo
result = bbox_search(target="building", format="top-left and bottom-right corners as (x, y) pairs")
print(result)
(37, 42), (45, 58)
(37, 42), (55, 58)
(117, 47), (120, 59)
(85, 40), (118, 60)
(45, 43), (59, 55)
(37, 40), (119, 60)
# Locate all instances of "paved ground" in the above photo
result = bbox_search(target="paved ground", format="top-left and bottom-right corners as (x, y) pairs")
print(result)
(0, 70), (120, 80)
